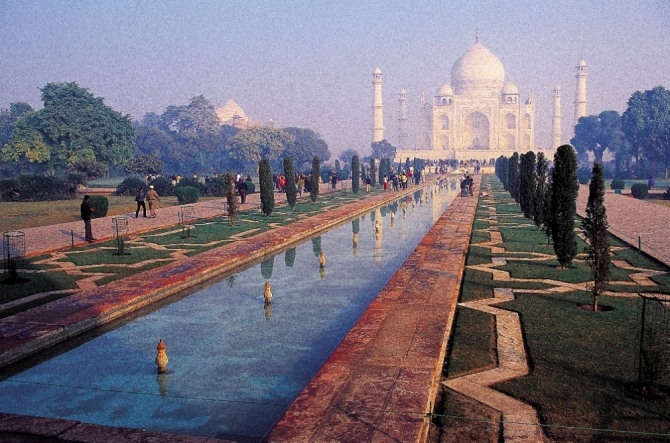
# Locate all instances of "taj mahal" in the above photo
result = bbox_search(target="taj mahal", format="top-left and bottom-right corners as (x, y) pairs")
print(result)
(376, 37), (587, 164)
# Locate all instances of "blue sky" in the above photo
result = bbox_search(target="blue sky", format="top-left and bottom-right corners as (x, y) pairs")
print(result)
(1, 0), (668, 157)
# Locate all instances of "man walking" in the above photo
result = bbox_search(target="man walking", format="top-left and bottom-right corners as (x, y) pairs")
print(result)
(146, 185), (161, 218)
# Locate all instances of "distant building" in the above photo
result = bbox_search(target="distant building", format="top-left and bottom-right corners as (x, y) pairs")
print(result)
(216, 99), (275, 129)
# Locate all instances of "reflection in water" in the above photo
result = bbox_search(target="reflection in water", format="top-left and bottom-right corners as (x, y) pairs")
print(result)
(227, 275), (235, 287)
(261, 257), (274, 279)
(319, 267), (326, 280)
(319, 251), (326, 268)
(156, 373), (168, 398)
(311, 236), (322, 257)
(284, 248), (296, 267)
(263, 281), (272, 303)
(374, 208), (383, 264)
(264, 301), (272, 321)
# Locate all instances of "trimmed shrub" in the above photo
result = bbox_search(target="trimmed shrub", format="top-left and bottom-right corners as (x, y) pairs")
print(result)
(610, 179), (625, 190)
(175, 186), (200, 204)
(177, 176), (205, 193)
(577, 166), (592, 184)
(90, 195), (109, 217)
(0, 178), (20, 201)
(310, 156), (320, 202)
(352, 155), (360, 194)
(259, 159), (274, 215)
(630, 183), (648, 199)
(116, 176), (146, 196)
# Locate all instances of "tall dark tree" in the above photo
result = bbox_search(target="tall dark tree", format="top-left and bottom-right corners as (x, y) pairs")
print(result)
(259, 158), (274, 216)
(310, 156), (320, 202)
(582, 162), (610, 311)
(351, 154), (360, 194)
(550, 145), (579, 268)
(378, 158), (390, 185)
(224, 172), (239, 225)
(369, 158), (377, 186)
(519, 151), (537, 219)
(508, 152), (520, 202)
(533, 152), (549, 230)
(283, 157), (297, 208)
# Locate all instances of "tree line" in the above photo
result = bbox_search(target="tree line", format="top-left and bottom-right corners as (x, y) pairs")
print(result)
(570, 86), (670, 179)
(0, 82), (334, 180)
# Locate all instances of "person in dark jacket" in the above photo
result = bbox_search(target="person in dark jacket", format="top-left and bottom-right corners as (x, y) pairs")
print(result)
(236, 178), (248, 204)
(80, 195), (95, 242)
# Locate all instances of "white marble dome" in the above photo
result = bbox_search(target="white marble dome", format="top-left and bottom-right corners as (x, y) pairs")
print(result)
(451, 42), (505, 95)
(437, 83), (454, 96)
(502, 81), (519, 95)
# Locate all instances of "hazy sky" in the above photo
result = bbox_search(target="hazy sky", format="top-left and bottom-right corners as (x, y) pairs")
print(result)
(1, 0), (668, 157)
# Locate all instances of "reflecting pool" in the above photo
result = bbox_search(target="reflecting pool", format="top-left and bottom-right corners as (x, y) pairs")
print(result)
(0, 181), (457, 441)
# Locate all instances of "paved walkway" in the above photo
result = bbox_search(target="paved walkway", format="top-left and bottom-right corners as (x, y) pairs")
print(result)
(576, 185), (670, 266)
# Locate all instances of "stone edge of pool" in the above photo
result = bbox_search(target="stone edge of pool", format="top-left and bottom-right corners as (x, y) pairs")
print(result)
(0, 175), (479, 443)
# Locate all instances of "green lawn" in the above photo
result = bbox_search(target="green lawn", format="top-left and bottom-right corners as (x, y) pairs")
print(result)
(438, 175), (670, 442)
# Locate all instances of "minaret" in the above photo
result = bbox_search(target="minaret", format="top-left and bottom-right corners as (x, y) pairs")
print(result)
(574, 58), (587, 126)
(372, 68), (384, 142)
(398, 89), (408, 150)
(552, 85), (562, 148)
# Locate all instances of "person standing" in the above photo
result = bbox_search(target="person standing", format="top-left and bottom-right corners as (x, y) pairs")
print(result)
(135, 187), (147, 218)
(80, 195), (95, 242)
(146, 185), (161, 218)
(236, 177), (248, 204)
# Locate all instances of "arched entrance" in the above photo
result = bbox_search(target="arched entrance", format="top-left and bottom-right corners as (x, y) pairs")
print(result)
(463, 112), (490, 150)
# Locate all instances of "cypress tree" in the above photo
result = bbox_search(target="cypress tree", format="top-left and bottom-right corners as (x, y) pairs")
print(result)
(351, 155), (360, 194)
(550, 144), (579, 268)
(369, 158), (377, 186)
(519, 151), (537, 219)
(283, 157), (297, 209)
(224, 172), (239, 225)
(508, 152), (520, 202)
(310, 156), (320, 202)
(259, 158), (274, 216)
(582, 162), (610, 311)
(533, 152), (549, 230)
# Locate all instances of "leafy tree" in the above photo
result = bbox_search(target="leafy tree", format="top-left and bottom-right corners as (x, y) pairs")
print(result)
(283, 157), (297, 208)
(571, 111), (626, 165)
(533, 152), (549, 229)
(161, 95), (220, 134)
(508, 152), (520, 202)
(0, 102), (34, 148)
(369, 158), (377, 186)
(310, 156), (320, 202)
(125, 153), (164, 177)
(351, 154), (360, 194)
(228, 127), (294, 171)
(68, 158), (108, 180)
(550, 145), (579, 268)
(371, 139), (397, 160)
(340, 148), (358, 164)
(259, 158), (274, 216)
(582, 162), (610, 311)
(622, 86), (670, 178)
(282, 127), (330, 166)
(519, 151), (537, 219)
(2, 124), (51, 172)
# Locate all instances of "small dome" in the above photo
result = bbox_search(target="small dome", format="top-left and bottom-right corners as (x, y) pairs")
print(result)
(216, 99), (249, 126)
(374, 67), (382, 75)
(437, 83), (454, 96)
(577, 58), (587, 67)
(451, 41), (505, 95)
(501, 81), (519, 95)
